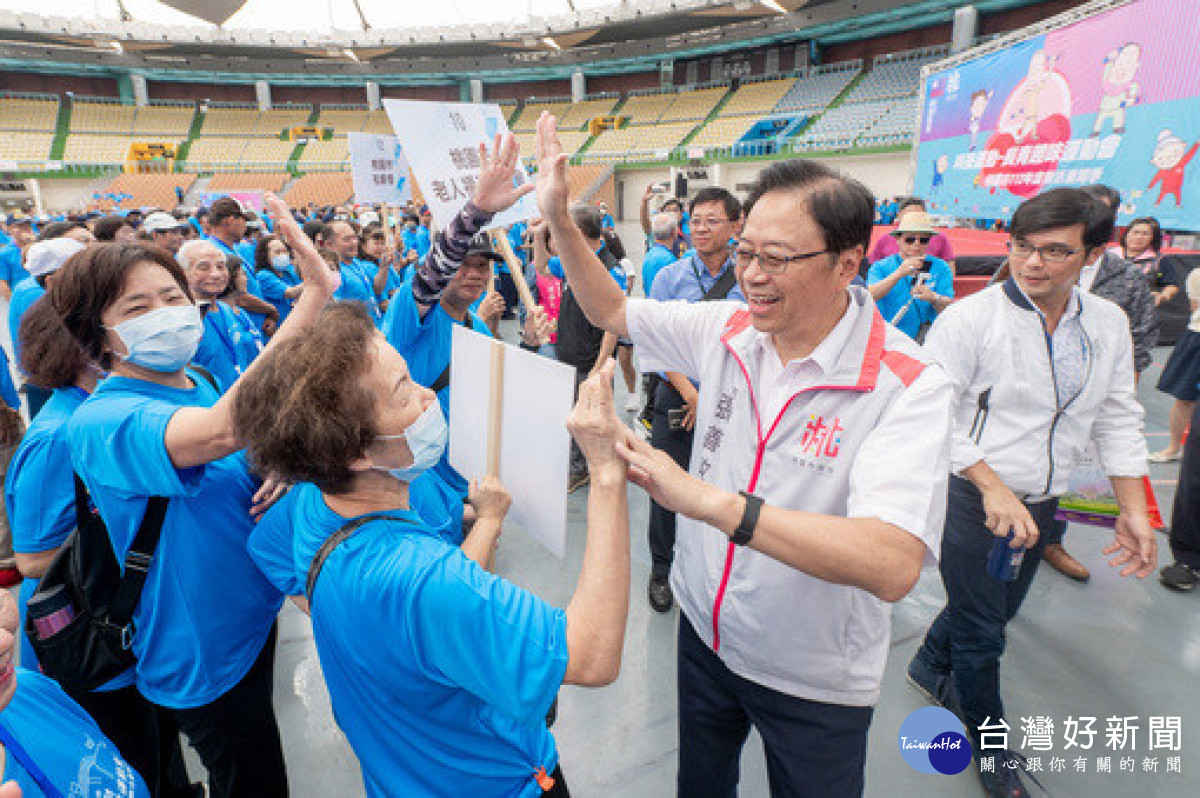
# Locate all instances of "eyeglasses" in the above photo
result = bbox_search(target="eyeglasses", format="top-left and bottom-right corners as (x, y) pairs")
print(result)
(900, 235), (932, 245)
(734, 248), (830, 274)
(1007, 241), (1079, 264)
(690, 216), (732, 230)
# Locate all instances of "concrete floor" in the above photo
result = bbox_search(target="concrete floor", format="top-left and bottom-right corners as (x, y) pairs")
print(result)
(256, 341), (1196, 798)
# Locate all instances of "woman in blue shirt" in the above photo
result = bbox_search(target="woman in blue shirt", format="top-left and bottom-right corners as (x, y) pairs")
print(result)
(0, 590), (149, 798)
(7, 297), (201, 797)
(177, 239), (265, 392)
(233, 301), (631, 798)
(254, 236), (302, 325)
(43, 195), (338, 798)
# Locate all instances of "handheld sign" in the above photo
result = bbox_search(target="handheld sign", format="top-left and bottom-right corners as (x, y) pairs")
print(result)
(448, 325), (573, 558)
(348, 133), (412, 205)
(489, 229), (538, 311)
(382, 100), (539, 233)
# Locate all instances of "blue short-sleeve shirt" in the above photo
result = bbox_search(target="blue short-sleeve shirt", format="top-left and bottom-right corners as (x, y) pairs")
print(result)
(66, 372), (284, 708)
(866, 254), (954, 340)
(256, 263), (301, 323)
(7, 277), (44, 367)
(334, 259), (382, 323)
(381, 286), (490, 498)
(295, 501), (568, 797)
(0, 244), (29, 287)
(193, 301), (264, 393)
(0, 668), (150, 797)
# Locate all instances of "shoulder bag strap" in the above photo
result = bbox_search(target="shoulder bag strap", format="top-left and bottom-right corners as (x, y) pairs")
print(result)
(106, 495), (171, 633)
(186, 364), (221, 393)
(429, 313), (474, 395)
(0, 721), (67, 798)
(306, 513), (415, 603)
(700, 263), (738, 302)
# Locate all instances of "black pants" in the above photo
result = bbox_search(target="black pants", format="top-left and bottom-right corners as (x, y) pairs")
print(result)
(75, 687), (196, 797)
(496, 270), (519, 318)
(677, 616), (873, 798)
(543, 764), (570, 796)
(1170, 401), (1200, 569)
(166, 626), (288, 798)
(649, 380), (693, 579)
(913, 476), (1059, 732)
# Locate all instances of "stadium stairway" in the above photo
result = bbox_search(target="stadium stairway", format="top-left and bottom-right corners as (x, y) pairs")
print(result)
(183, 174), (212, 207)
(175, 110), (206, 164)
(50, 100), (71, 161)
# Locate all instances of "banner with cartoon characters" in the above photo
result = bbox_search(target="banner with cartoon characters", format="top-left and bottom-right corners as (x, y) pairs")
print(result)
(914, 0), (1199, 229)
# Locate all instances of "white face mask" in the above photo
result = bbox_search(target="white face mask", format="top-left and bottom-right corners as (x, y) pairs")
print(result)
(109, 304), (203, 373)
(373, 401), (448, 482)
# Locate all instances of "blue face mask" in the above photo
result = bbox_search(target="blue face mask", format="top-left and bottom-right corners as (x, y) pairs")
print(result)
(110, 305), (204, 373)
(270, 254), (291, 272)
(374, 401), (448, 483)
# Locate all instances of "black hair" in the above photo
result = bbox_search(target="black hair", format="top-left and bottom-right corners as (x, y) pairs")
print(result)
(571, 204), (605, 240)
(743, 159), (875, 253)
(303, 220), (328, 244)
(1010, 188), (1114, 251)
(36, 221), (87, 242)
(689, 187), (742, 222)
(93, 215), (132, 242)
(1081, 184), (1121, 212)
(1121, 217), (1163, 253)
(898, 197), (927, 213)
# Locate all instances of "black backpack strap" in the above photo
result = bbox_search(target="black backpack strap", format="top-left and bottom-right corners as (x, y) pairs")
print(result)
(429, 313), (474, 395)
(106, 495), (170, 641)
(306, 513), (415, 602)
(700, 265), (738, 302)
(187, 365), (221, 393)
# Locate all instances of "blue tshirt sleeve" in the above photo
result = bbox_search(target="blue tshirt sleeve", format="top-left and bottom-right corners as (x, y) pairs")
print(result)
(381, 286), (424, 354)
(547, 256), (565, 281)
(7, 434), (75, 553)
(0, 349), (17, 409)
(68, 396), (205, 500)
(257, 270), (288, 305)
(409, 551), (569, 725)
(932, 259), (955, 298)
(648, 263), (676, 302)
(866, 258), (891, 286)
(247, 491), (303, 596)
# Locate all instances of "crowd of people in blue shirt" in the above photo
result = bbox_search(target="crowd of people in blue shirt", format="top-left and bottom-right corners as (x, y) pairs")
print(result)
(0, 112), (1194, 798)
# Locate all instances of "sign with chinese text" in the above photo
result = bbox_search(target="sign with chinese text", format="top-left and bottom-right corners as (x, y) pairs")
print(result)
(382, 100), (538, 231)
(913, 0), (1200, 228)
(348, 132), (412, 205)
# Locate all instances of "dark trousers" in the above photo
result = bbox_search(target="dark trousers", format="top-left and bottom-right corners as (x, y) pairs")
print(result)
(649, 380), (693, 579)
(543, 764), (570, 796)
(914, 476), (1059, 733)
(496, 270), (519, 318)
(1169, 401), (1200, 569)
(1044, 517), (1067, 547)
(75, 687), (196, 797)
(569, 367), (589, 477)
(166, 626), (288, 798)
(677, 616), (873, 798)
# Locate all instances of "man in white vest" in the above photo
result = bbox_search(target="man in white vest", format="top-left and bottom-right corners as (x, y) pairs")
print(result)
(536, 113), (954, 797)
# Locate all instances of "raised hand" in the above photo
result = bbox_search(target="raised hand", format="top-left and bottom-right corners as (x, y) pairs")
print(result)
(535, 112), (571, 222)
(567, 360), (626, 474)
(469, 474), (512, 522)
(264, 193), (340, 296)
(473, 133), (535, 214)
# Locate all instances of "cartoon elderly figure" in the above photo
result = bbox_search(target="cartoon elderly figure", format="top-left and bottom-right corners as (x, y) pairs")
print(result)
(1148, 129), (1198, 207)
(968, 89), (993, 150)
(1092, 43), (1141, 137)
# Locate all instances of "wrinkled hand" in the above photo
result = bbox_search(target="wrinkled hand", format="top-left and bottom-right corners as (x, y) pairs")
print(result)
(616, 427), (705, 518)
(473, 133), (535, 214)
(567, 361), (626, 472)
(479, 291), (505, 325)
(265, 193), (340, 296)
(980, 484), (1039, 548)
(250, 474), (291, 523)
(469, 475), (512, 521)
(522, 305), (552, 347)
(1103, 512), (1158, 578)
(535, 112), (571, 221)
(900, 257), (924, 277)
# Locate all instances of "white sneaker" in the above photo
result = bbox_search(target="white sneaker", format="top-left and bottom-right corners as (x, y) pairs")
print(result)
(625, 396), (641, 413)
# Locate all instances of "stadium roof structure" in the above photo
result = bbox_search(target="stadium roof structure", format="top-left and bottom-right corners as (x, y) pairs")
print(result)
(0, 0), (1054, 83)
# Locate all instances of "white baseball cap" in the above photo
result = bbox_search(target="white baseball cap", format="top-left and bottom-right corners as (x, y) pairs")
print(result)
(142, 211), (187, 233)
(26, 238), (86, 279)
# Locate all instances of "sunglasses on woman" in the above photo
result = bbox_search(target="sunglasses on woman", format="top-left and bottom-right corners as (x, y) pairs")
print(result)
(901, 235), (933, 245)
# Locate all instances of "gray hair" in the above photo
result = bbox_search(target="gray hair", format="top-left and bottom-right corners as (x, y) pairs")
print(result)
(650, 212), (678, 242)
(176, 239), (222, 271)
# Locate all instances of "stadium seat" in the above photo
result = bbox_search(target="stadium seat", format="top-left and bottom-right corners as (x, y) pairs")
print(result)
(89, 173), (196, 212)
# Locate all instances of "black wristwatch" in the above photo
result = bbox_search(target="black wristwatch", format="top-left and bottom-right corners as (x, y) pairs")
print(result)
(731, 491), (763, 546)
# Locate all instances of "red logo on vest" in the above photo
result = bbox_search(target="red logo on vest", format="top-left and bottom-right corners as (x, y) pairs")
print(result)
(801, 414), (843, 458)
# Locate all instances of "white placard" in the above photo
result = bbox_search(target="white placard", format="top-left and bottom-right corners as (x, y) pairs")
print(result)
(348, 132), (412, 205)
(382, 100), (539, 232)
(448, 324), (573, 558)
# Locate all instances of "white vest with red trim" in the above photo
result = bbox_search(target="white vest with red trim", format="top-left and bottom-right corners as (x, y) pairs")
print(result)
(671, 288), (931, 707)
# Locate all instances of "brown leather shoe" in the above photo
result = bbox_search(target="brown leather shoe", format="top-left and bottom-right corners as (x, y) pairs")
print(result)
(1043, 543), (1090, 582)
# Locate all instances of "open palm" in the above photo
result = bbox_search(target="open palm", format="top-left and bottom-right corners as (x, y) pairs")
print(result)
(535, 112), (571, 221)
